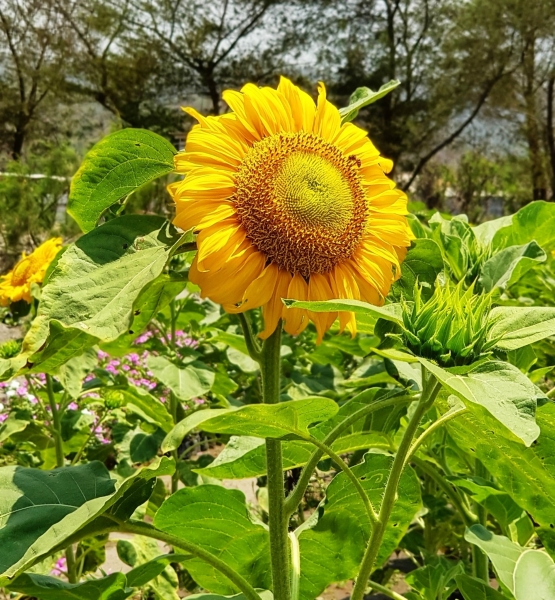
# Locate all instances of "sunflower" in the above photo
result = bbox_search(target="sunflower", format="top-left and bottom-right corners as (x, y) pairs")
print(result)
(169, 78), (412, 341)
(0, 238), (63, 306)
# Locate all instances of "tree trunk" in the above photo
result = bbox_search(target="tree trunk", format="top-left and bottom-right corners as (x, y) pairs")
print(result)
(522, 38), (548, 201)
(546, 75), (555, 200)
(11, 112), (27, 159)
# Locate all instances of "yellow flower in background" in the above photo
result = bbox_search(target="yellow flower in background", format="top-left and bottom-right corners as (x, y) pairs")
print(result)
(169, 77), (412, 341)
(0, 238), (63, 306)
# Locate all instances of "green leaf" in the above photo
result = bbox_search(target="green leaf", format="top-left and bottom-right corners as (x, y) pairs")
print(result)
(455, 574), (508, 599)
(390, 239), (445, 301)
(419, 358), (540, 446)
(492, 201), (555, 251)
(514, 545), (555, 600)
(446, 401), (555, 530)
(0, 462), (115, 580)
(479, 242), (546, 292)
(154, 485), (271, 594)
(101, 275), (187, 354)
(405, 558), (464, 600)
(0, 457), (174, 584)
(125, 553), (191, 588)
(339, 80), (400, 123)
(488, 306), (555, 350)
(147, 355), (215, 400)
(7, 572), (131, 600)
(297, 452), (421, 600)
(429, 213), (475, 282)
(162, 408), (233, 452)
(15, 216), (180, 375)
(285, 298), (403, 325)
(165, 398), (338, 453)
(123, 386), (173, 433)
(118, 426), (165, 464)
(195, 389), (406, 479)
(450, 477), (524, 528)
(473, 216), (514, 246)
(465, 525), (555, 599)
(68, 129), (176, 232)
(117, 537), (180, 600)
(0, 413), (30, 444)
(57, 348), (98, 399)
(186, 591), (273, 600)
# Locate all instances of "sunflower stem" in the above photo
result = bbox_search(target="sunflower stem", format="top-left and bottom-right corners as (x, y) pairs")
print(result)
(351, 367), (441, 600)
(260, 321), (290, 600)
(472, 460), (490, 582)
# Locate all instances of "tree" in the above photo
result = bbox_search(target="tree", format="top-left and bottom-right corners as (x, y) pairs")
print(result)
(0, 0), (70, 159)
(125, 0), (298, 115)
(54, 0), (183, 135)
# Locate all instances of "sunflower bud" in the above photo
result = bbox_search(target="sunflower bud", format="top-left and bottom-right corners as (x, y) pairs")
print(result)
(0, 339), (22, 359)
(101, 388), (125, 410)
(399, 281), (497, 367)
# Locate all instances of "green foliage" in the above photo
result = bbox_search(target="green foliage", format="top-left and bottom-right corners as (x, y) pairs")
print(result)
(154, 485), (271, 594)
(465, 525), (555, 599)
(339, 80), (401, 123)
(297, 452), (421, 599)
(68, 129), (177, 232)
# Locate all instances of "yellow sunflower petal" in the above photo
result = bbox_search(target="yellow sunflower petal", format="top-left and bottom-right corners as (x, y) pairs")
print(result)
(313, 82), (341, 140)
(283, 273), (309, 336)
(277, 76), (316, 132)
(225, 263), (279, 314)
(260, 270), (292, 339)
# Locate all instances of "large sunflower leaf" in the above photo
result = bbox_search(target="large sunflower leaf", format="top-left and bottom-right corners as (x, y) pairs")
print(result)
(68, 129), (176, 232)
(297, 452), (421, 600)
(446, 401), (555, 529)
(419, 358), (540, 446)
(488, 306), (555, 351)
(285, 298), (403, 325)
(479, 241), (546, 292)
(492, 200), (555, 251)
(154, 485), (271, 594)
(195, 389), (406, 479)
(0, 457), (174, 585)
(7, 572), (131, 600)
(163, 397), (339, 452)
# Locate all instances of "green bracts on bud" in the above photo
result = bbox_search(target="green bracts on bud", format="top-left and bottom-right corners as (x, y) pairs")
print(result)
(399, 281), (498, 367)
(0, 339), (22, 360)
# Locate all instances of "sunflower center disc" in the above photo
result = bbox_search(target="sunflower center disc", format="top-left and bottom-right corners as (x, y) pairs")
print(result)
(234, 132), (367, 277)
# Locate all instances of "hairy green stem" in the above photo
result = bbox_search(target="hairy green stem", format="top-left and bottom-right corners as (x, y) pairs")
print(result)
(368, 580), (408, 600)
(473, 460), (490, 582)
(351, 370), (441, 600)
(404, 405), (467, 467)
(119, 521), (262, 600)
(412, 456), (478, 527)
(284, 394), (416, 518)
(45, 374), (65, 469)
(260, 322), (290, 600)
(169, 392), (180, 494)
(72, 411), (107, 465)
(238, 312), (262, 361)
(65, 544), (78, 584)
(289, 532), (301, 600)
